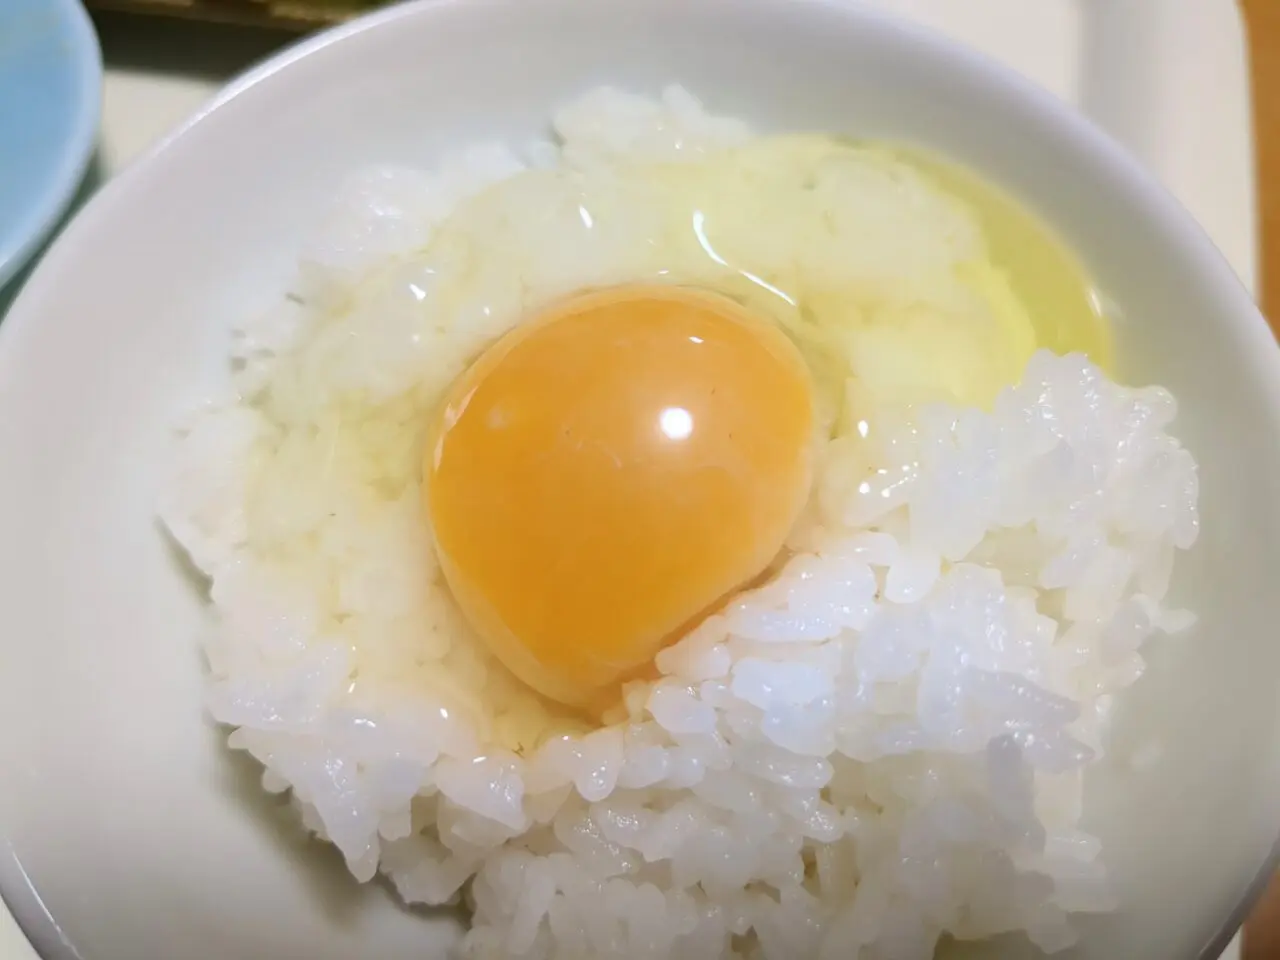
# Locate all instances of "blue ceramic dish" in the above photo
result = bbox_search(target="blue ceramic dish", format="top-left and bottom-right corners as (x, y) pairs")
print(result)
(0, 0), (102, 290)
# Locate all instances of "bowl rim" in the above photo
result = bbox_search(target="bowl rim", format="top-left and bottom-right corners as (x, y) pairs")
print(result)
(0, 0), (103, 290)
(1, 1), (1277, 957)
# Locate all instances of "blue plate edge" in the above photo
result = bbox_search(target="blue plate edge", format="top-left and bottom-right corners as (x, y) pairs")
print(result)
(0, 0), (104, 291)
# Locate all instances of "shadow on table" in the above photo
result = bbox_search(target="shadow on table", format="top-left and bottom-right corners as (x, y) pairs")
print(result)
(0, 151), (108, 318)
(92, 10), (293, 81)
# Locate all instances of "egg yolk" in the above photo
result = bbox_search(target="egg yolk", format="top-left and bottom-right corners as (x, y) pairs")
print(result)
(424, 286), (815, 711)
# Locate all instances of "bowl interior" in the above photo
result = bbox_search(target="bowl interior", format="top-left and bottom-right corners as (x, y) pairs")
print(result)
(0, 2), (1276, 958)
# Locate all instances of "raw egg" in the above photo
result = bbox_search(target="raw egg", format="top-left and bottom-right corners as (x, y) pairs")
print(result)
(425, 286), (815, 709)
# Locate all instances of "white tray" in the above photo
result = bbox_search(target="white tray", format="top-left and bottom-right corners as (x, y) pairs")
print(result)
(1, 2), (1256, 957)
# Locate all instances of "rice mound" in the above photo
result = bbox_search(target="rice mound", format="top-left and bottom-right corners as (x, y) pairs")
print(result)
(160, 86), (1200, 960)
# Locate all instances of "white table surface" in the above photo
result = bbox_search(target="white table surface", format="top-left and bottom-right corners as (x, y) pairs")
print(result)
(0, 5), (1254, 959)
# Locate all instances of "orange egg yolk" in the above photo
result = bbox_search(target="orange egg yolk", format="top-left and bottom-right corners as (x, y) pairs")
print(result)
(424, 286), (815, 710)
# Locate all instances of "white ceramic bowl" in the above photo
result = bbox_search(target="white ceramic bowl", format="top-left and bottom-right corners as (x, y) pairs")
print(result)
(0, 2), (1277, 958)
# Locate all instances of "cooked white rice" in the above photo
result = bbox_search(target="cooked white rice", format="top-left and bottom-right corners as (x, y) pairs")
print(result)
(160, 86), (1199, 959)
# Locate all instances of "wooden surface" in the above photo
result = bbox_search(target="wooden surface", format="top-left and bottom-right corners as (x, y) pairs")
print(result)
(84, 0), (359, 30)
(1245, 0), (1279, 322)
(1242, 0), (1278, 956)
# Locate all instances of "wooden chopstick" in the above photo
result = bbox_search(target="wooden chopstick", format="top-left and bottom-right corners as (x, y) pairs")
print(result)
(1235, 7), (1276, 958)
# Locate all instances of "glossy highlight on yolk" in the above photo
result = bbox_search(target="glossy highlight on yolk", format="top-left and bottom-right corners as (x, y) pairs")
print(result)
(425, 286), (815, 710)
